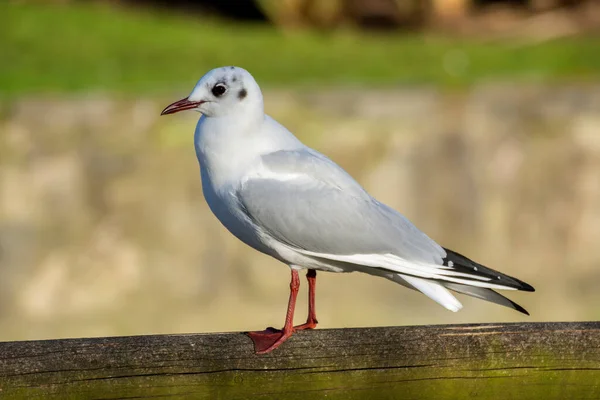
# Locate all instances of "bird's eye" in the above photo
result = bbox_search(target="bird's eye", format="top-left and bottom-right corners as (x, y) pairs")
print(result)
(212, 84), (227, 97)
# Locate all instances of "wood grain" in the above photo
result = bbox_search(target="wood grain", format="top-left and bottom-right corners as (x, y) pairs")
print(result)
(0, 322), (599, 399)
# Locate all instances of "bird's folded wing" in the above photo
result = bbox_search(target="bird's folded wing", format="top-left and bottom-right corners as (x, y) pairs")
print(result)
(237, 149), (528, 291)
(238, 149), (447, 266)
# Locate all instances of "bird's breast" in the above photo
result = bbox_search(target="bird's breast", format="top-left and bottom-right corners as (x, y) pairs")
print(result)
(200, 167), (274, 257)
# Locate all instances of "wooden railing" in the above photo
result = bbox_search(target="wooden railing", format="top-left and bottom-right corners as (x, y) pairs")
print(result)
(0, 321), (599, 399)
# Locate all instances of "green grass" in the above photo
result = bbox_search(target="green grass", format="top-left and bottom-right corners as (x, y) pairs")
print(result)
(2, 3), (599, 95)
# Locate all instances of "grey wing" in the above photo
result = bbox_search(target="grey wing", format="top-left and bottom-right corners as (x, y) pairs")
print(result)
(238, 148), (533, 311)
(239, 149), (446, 265)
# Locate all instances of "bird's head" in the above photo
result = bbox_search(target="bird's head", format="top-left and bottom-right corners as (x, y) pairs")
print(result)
(161, 66), (263, 118)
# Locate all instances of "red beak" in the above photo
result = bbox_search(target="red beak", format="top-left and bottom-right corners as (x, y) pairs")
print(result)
(161, 98), (204, 115)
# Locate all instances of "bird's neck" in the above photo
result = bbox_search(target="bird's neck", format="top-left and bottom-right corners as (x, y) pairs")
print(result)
(194, 113), (265, 188)
(194, 114), (304, 190)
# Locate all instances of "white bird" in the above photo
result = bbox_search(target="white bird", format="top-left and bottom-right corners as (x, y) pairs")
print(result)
(161, 66), (534, 354)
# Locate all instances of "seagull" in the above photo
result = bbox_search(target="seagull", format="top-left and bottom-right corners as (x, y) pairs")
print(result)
(161, 66), (534, 354)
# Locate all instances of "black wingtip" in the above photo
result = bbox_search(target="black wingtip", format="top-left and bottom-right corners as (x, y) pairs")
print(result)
(518, 281), (535, 293)
(442, 247), (535, 292)
(510, 300), (530, 316)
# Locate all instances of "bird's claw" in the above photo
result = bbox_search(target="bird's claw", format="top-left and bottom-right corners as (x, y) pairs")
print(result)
(247, 328), (293, 354)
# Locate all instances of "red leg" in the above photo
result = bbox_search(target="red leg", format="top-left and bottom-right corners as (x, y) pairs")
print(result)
(295, 269), (318, 330)
(247, 270), (300, 354)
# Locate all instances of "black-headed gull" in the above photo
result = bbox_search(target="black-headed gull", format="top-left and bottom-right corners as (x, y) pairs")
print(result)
(161, 66), (534, 354)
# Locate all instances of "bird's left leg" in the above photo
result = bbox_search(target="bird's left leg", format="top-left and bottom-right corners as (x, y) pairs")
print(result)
(247, 269), (300, 354)
(294, 269), (318, 330)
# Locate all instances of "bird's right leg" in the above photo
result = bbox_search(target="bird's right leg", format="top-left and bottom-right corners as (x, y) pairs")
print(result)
(247, 269), (300, 354)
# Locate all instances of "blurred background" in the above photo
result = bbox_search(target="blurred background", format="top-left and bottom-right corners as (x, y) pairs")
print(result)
(1, 0), (599, 342)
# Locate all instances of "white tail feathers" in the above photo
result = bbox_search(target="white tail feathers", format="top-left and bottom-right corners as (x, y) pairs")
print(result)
(399, 275), (463, 312)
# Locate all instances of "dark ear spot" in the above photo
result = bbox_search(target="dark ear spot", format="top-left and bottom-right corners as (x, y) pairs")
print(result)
(238, 88), (247, 100)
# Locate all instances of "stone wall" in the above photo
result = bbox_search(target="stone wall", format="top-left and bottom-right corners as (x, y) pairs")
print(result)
(1, 85), (599, 341)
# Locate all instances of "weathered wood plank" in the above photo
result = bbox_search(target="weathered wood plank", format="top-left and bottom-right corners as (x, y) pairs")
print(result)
(0, 322), (599, 399)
